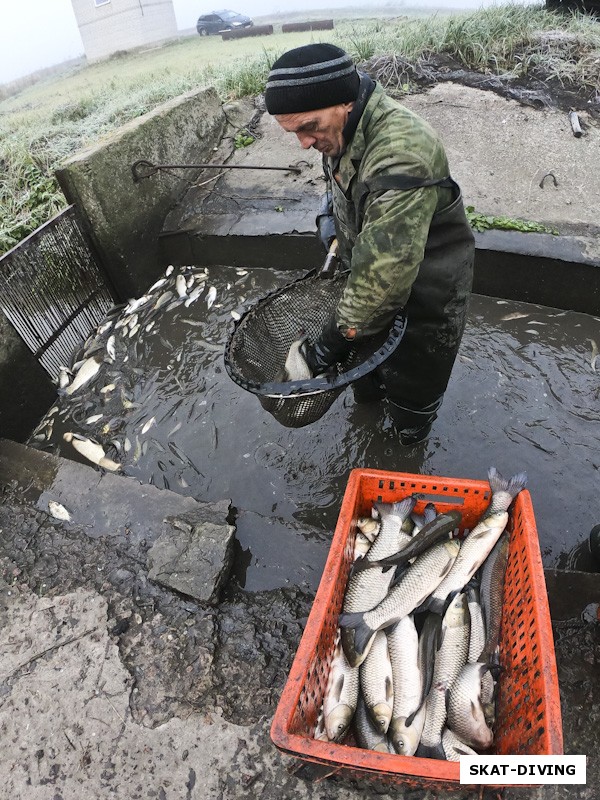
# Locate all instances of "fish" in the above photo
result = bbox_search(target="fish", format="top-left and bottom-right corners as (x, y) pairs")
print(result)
(48, 500), (72, 522)
(231, 310), (241, 321)
(446, 662), (494, 750)
(353, 695), (393, 753)
(353, 531), (374, 560)
(154, 290), (174, 310)
(359, 630), (394, 734)
(84, 413), (104, 425)
(441, 728), (478, 761)
(588, 338), (598, 372)
(339, 538), (460, 667)
(276, 338), (312, 382)
(341, 497), (417, 666)
(206, 286), (217, 308)
(322, 633), (359, 742)
(165, 265), (174, 276)
(57, 366), (71, 389)
(466, 583), (486, 665)
(416, 592), (471, 760)
(423, 468), (527, 615)
(387, 616), (425, 756)
(356, 516), (381, 543)
(63, 432), (121, 472)
(184, 286), (204, 307)
(175, 274), (188, 299)
(417, 611), (443, 718)
(410, 502), (437, 536)
(500, 311), (529, 321)
(313, 708), (329, 742)
(124, 295), (152, 315)
(148, 277), (167, 293)
(352, 509), (461, 574)
(106, 335), (117, 361)
(63, 355), (102, 396)
(141, 416), (156, 435)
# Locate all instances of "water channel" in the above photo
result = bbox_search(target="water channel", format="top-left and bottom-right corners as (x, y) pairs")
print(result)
(30, 263), (600, 593)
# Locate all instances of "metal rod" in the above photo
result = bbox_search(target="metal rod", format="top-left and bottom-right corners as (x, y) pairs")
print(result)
(131, 158), (302, 182)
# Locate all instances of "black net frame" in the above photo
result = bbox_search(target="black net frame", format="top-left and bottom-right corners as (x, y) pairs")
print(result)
(224, 270), (406, 428)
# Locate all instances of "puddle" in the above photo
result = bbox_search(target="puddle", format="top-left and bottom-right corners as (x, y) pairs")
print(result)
(29, 264), (600, 586)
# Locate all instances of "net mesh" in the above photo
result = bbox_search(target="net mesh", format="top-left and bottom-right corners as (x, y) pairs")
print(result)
(224, 271), (406, 428)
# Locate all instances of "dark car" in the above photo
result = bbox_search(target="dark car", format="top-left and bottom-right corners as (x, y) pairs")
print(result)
(196, 9), (254, 36)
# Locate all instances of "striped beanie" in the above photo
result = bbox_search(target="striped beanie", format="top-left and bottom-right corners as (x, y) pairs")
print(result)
(265, 44), (360, 115)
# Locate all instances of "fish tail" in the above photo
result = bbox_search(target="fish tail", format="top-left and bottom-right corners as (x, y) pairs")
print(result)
(391, 496), (417, 517)
(416, 741), (446, 760)
(487, 467), (528, 498)
(338, 613), (375, 661)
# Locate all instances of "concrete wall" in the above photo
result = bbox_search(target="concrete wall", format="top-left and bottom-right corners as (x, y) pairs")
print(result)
(56, 87), (226, 300)
(70, 0), (177, 61)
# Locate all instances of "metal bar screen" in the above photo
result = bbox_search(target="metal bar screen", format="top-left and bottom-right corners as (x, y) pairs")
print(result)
(0, 206), (115, 378)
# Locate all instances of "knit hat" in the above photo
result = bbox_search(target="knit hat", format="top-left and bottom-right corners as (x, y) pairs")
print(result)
(265, 44), (360, 115)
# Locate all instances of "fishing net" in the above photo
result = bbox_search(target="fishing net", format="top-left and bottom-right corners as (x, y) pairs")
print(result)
(224, 270), (406, 428)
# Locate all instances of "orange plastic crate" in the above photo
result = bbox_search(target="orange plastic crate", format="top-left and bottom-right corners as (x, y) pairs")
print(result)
(270, 469), (563, 790)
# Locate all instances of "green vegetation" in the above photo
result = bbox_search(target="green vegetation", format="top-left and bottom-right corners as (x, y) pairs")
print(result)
(465, 207), (559, 235)
(1, 4), (599, 253)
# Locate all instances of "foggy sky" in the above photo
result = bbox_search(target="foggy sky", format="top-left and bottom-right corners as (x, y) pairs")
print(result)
(0, 0), (536, 85)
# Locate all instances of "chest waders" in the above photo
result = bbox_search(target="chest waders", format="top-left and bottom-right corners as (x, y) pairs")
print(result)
(332, 172), (475, 444)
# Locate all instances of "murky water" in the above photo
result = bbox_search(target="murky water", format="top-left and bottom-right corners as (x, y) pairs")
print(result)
(30, 264), (600, 589)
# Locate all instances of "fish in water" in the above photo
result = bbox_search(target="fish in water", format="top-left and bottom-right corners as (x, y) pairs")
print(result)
(63, 355), (102, 396)
(48, 500), (72, 522)
(276, 338), (312, 382)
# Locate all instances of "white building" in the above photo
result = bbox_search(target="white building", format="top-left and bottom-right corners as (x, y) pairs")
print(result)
(70, 0), (178, 62)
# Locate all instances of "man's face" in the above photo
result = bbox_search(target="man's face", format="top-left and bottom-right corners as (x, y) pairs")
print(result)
(275, 103), (353, 158)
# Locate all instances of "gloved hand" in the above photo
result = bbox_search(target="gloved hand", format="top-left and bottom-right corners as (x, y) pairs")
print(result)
(301, 317), (356, 375)
(316, 190), (336, 253)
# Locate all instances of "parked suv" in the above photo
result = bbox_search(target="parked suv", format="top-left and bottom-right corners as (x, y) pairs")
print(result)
(196, 9), (254, 36)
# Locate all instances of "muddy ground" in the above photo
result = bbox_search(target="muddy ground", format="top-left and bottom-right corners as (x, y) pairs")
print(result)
(1, 61), (600, 799)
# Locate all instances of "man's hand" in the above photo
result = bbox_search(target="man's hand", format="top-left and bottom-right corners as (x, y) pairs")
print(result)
(301, 317), (356, 375)
(316, 190), (336, 253)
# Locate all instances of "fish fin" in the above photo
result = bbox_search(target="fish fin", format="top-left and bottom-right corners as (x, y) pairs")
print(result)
(331, 674), (345, 704)
(487, 467), (528, 497)
(422, 502), (437, 524)
(465, 574), (480, 591)
(416, 742), (446, 760)
(404, 706), (419, 728)
(349, 555), (369, 576)
(338, 611), (364, 631)
(390, 563), (410, 587)
(391, 496), (418, 517)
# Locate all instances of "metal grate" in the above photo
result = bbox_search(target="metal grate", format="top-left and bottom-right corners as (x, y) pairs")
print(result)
(0, 205), (116, 378)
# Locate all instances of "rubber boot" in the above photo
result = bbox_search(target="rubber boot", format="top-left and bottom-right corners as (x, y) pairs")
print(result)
(352, 370), (386, 405)
(388, 397), (442, 446)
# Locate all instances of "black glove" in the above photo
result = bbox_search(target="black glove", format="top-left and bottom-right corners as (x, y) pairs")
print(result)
(302, 317), (355, 375)
(316, 190), (336, 253)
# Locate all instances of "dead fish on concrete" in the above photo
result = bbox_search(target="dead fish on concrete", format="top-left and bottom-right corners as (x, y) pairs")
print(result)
(63, 432), (121, 471)
(48, 500), (72, 522)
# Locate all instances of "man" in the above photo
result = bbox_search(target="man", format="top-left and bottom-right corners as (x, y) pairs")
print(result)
(264, 43), (474, 445)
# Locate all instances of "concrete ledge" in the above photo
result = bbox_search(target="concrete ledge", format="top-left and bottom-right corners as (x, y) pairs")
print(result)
(56, 87), (226, 301)
(473, 229), (600, 313)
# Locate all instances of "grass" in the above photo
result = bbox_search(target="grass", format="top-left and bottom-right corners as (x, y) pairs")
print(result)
(1, 4), (599, 254)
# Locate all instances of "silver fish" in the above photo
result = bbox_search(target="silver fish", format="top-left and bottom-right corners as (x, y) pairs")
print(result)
(165, 265), (174, 276)
(353, 531), (373, 560)
(322, 633), (359, 742)
(424, 468), (527, 615)
(63, 432), (121, 472)
(354, 695), (394, 753)
(410, 502), (437, 536)
(48, 501), (72, 522)
(340, 538), (460, 667)
(341, 497), (417, 667)
(63, 355), (102, 396)
(276, 338), (311, 382)
(175, 273), (188, 299)
(441, 728), (478, 761)
(84, 413), (104, 425)
(417, 592), (470, 760)
(387, 615), (425, 756)
(359, 630), (394, 734)
(466, 584), (486, 665)
(106, 335), (117, 361)
(206, 286), (217, 308)
(313, 707), (329, 742)
(356, 516), (381, 543)
(184, 286), (204, 307)
(447, 662), (494, 750)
